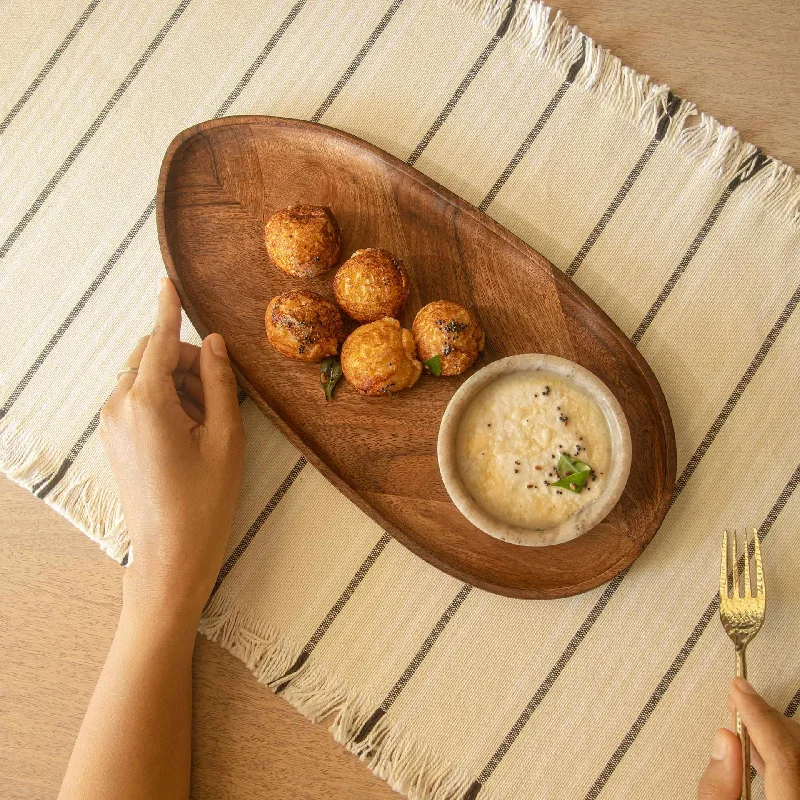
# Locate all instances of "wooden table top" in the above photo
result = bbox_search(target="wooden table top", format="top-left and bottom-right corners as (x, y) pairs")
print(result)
(2, 1), (797, 797)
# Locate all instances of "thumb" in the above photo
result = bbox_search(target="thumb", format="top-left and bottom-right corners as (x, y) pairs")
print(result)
(199, 334), (243, 439)
(698, 729), (742, 800)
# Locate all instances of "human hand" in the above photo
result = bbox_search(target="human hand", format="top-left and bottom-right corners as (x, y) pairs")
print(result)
(100, 278), (245, 625)
(698, 678), (800, 799)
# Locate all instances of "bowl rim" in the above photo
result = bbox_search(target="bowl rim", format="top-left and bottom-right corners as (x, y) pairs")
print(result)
(437, 354), (633, 547)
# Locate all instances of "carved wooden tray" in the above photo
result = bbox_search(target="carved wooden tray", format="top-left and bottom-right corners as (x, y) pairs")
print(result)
(156, 116), (676, 599)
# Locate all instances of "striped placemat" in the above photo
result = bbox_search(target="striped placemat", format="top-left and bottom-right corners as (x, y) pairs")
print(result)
(2, 1), (799, 797)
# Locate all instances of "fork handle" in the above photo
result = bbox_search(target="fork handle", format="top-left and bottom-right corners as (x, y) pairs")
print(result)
(736, 648), (751, 800)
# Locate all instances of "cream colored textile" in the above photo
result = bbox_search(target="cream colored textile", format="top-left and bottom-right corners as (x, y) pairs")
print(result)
(2, 1), (799, 798)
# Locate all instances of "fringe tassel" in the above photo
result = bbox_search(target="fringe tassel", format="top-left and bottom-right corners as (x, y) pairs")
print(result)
(0, 415), (128, 560)
(0, 416), (62, 490)
(48, 470), (128, 560)
(340, 709), (500, 800)
(444, 0), (800, 222)
(201, 591), (503, 800)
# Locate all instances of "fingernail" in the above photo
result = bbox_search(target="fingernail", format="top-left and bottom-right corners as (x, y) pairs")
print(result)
(734, 678), (757, 695)
(208, 333), (227, 357)
(711, 730), (728, 761)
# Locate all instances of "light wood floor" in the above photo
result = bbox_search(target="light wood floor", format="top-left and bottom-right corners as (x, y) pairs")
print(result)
(2, 1), (797, 797)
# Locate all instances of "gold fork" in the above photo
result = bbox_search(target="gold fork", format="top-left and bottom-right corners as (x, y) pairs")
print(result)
(719, 528), (766, 800)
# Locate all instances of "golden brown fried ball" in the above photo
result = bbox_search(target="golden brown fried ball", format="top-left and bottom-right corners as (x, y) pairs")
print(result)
(412, 301), (485, 376)
(333, 248), (410, 323)
(265, 290), (345, 362)
(264, 205), (340, 277)
(340, 318), (422, 396)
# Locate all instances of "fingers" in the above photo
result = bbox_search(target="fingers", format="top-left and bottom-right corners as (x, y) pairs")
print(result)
(750, 743), (765, 777)
(697, 729), (742, 800)
(198, 333), (242, 441)
(133, 337), (202, 375)
(179, 392), (205, 425)
(139, 278), (182, 384)
(728, 695), (766, 774)
(730, 679), (800, 774)
(174, 342), (202, 376)
(175, 372), (204, 408)
(176, 373), (205, 423)
(113, 335), (151, 396)
(116, 336), (202, 387)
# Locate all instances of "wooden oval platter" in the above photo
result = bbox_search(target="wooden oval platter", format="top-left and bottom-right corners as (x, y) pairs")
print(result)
(156, 116), (676, 599)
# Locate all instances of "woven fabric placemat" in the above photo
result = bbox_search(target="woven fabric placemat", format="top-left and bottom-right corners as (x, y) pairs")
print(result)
(2, 1), (799, 797)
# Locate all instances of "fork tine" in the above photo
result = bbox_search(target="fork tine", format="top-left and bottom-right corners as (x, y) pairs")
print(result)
(743, 527), (752, 597)
(753, 527), (765, 598)
(731, 529), (739, 597)
(720, 530), (729, 599)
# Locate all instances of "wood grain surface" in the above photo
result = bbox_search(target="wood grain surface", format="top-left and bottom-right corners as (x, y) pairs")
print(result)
(0, 477), (396, 800)
(2, 1), (797, 797)
(158, 116), (676, 599)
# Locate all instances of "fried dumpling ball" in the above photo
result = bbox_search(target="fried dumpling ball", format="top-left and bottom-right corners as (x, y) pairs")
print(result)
(264, 205), (340, 277)
(340, 317), (422, 396)
(265, 290), (345, 362)
(412, 300), (485, 376)
(333, 248), (410, 323)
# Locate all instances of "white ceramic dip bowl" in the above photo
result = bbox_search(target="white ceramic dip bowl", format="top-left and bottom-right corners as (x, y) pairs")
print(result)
(437, 354), (632, 546)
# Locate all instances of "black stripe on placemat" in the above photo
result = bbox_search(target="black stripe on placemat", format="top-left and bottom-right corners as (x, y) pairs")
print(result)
(310, 0), (405, 124)
(0, 198), (157, 421)
(406, 0), (518, 166)
(478, 38), (587, 213)
(462, 573), (625, 799)
(351, 583), (473, 744)
(209, 456), (307, 597)
(461, 280), (800, 799)
(0, 0), (192, 260)
(566, 91), (680, 279)
(631, 150), (771, 346)
(0, 0), (102, 136)
(30, 476), (50, 494)
(786, 685), (800, 719)
(0, 1), (309, 421)
(216, 0), (309, 117)
(583, 462), (800, 800)
(273, 531), (393, 693)
(674, 281), (800, 497)
(35, 408), (102, 500)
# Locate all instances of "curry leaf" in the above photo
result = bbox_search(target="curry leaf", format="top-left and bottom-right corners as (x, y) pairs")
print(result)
(551, 453), (592, 493)
(423, 354), (442, 376)
(320, 356), (343, 401)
